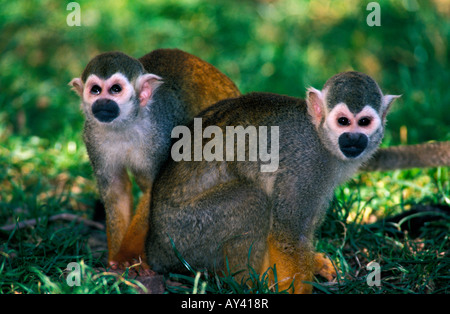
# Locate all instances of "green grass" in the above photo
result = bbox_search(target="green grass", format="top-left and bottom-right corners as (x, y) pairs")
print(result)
(1, 137), (448, 294)
(0, 199), (146, 293)
(315, 176), (450, 294)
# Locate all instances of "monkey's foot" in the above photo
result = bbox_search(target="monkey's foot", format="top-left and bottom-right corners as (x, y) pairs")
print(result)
(263, 235), (315, 294)
(109, 257), (154, 276)
(313, 253), (336, 281)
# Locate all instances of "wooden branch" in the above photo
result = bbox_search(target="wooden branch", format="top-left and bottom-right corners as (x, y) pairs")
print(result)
(0, 213), (105, 232)
(361, 141), (450, 172)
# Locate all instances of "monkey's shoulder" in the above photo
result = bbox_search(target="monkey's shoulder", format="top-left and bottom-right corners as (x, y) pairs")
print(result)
(140, 49), (190, 76)
(139, 49), (236, 86)
(139, 49), (240, 115)
(198, 92), (308, 126)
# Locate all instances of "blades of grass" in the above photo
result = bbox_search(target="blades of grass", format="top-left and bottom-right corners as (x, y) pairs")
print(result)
(5, 218), (19, 244)
(192, 272), (202, 294)
(29, 266), (63, 294)
(306, 281), (333, 294)
(436, 167), (450, 205)
(167, 234), (197, 274)
(397, 211), (449, 230)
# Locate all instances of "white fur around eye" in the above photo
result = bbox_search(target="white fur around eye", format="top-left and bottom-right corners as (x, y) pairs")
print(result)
(83, 73), (134, 101)
(355, 106), (381, 135)
(83, 74), (103, 101)
(104, 73), (134, 101)
(325, 103), (353, 136)
(326, 103), (381, 137)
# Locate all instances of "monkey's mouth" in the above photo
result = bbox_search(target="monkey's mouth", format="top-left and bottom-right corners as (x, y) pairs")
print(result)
(92, 99), (120, 123)
(341, 146), (365, 158)
(339, 132), (368, 158)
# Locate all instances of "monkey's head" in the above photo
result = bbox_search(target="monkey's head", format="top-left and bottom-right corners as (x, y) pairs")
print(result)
(306, 71), (400, 161)
(70, 51), (162, 127)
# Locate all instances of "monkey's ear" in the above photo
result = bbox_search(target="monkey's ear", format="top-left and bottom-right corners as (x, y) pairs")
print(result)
(69, 78), (83, 97)
(136, 73), (163, 107)
(306, 87), (326, 127)
(381, 94), (401, 122)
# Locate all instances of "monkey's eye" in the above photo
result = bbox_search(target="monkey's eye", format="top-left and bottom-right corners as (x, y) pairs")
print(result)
(337, 117), (350, 126)
(90, 85), (102, 95)
(358, 117), (371, 126)
(110, 84), (122, 94)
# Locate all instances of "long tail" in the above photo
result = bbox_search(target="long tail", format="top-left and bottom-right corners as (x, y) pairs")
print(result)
(361, 141), (450, 172)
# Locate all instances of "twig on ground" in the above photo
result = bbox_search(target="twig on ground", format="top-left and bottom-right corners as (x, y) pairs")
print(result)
(0, 213), (105, 232)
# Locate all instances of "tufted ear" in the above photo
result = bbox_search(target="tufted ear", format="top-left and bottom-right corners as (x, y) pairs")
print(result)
(381, 94), (401, 122)
(69, 77), (84, 97)
(135, 73), (163, 107)
(306, 87), (326, 128)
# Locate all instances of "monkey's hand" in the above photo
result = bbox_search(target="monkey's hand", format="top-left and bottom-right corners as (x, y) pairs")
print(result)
(313, 253), (337, 281)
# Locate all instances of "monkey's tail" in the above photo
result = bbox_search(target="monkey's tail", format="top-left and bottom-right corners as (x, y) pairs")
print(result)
(361, 141), (450, 172)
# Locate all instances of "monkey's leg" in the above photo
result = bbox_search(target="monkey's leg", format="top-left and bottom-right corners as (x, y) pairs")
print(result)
(103, 169), (134, 266)
(261, 234), (314, 294)
(147, 181), (270, 275)
(112, 184), (152, 272)
(112, 172), (154, 272)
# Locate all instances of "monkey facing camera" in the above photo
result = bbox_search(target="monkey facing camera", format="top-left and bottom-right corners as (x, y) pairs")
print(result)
(306, 72), (399, 162)
(69, 49), (240, 272)
(146, 71), (400, 294)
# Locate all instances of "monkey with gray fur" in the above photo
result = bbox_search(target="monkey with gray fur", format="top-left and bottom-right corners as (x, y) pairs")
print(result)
(146, 71), (399, 293)
(69, 49), (240, 271)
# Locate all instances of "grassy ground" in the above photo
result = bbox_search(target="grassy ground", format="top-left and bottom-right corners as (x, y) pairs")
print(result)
(1, 136), (448, 294)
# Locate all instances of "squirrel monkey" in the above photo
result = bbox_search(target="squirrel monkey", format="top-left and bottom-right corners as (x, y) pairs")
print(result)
(146, 71), (399, 293)
(69, 49), (240, 270)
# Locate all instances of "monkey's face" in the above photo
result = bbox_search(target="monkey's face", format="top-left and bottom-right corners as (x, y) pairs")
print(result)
(306, 72), (399, 162)
(81, 73), (135, 124)
(70, 72), (162, 127)
(323, 103), (383, 160)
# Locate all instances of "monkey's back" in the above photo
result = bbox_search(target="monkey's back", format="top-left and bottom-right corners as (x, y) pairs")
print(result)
(139, 49), (241, 123)
(151, 91), (338, 208)
(152, 92), (320, 203)
(147, 92), (342, 273)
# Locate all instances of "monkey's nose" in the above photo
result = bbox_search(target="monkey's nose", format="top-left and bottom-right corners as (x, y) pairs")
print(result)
(338, 132), (368, 158)
(92, 99), (120, 123)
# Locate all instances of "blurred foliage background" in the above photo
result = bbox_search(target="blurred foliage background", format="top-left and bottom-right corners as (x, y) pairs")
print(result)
(0, 0), (449, 211)
(1, 0), (449, 143)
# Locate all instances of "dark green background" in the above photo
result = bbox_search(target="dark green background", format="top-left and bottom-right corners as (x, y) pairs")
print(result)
(1, 0), (449, 146)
